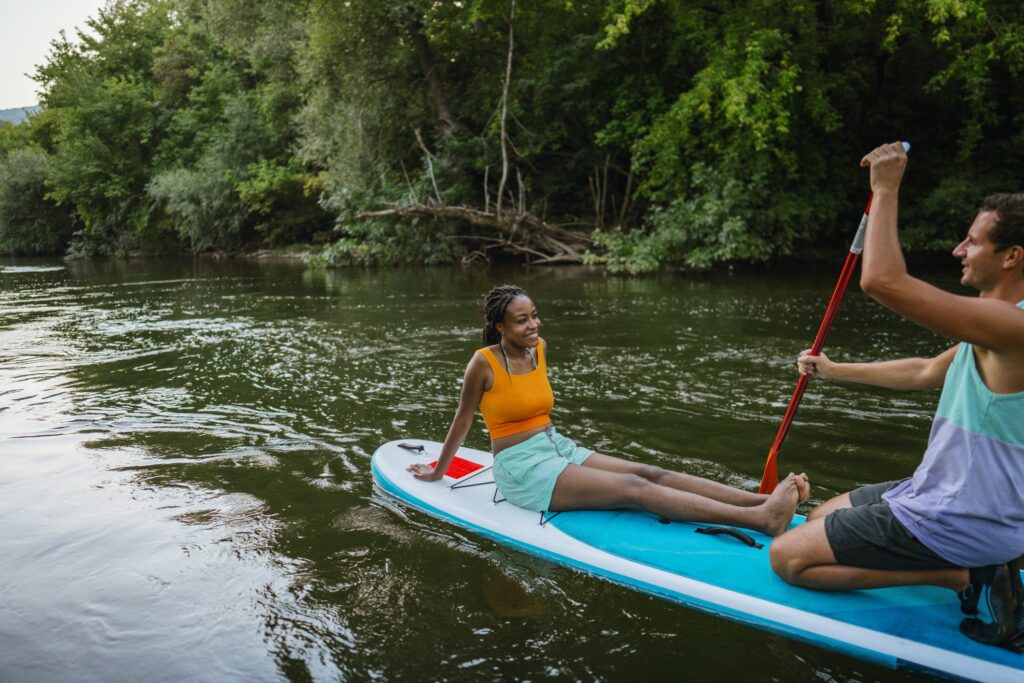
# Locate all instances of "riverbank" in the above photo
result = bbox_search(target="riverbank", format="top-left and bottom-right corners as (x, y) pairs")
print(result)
(3, 238), (958, 272)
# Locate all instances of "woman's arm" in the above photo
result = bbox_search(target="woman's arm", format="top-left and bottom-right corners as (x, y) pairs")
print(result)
(407, 353), (490, 481)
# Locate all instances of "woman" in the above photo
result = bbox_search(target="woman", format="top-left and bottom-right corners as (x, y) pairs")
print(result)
(408, 284), (807, 536)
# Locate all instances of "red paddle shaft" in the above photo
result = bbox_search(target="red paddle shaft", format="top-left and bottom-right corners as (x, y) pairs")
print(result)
(757, 142), (909, 494)
(757, 199), (869, 493)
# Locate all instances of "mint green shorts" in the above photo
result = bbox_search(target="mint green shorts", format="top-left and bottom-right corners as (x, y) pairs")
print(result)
(492, 428), (593, 512)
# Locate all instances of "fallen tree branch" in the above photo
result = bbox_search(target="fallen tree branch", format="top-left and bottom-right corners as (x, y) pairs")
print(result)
(358, 202), (593, 263)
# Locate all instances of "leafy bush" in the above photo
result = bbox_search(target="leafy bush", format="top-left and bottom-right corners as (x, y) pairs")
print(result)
(307, 217), (461, 267)
(0, 149), (75, 255)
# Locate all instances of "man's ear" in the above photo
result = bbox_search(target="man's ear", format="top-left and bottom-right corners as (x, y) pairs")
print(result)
(1002, 244), (1024, 271)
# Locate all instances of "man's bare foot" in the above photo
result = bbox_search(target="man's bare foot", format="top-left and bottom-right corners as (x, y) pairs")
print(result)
(760, 475), (800, 537)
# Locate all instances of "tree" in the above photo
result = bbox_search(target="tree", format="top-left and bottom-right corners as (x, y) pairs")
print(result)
(0, 149), (76, 255)
(7, 0), (1024, 265)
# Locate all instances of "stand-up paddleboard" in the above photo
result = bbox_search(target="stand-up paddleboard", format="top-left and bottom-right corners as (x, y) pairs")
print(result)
(372, 439), (1024, 682)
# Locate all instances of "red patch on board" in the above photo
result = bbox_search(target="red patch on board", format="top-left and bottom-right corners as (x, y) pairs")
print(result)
(429, 456), (484, 479)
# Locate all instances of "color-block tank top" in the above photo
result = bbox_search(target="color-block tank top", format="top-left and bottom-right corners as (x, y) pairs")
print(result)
(477, 340), (554, 439)
(883, 301), (1024, 566)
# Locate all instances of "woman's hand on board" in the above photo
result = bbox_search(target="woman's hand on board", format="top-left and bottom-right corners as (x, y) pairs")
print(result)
(407, 462), (444, 481)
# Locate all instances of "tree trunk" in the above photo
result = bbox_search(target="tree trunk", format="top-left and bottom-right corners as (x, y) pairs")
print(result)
(407, 16), (457, 136)
(496, 0), (515, 218)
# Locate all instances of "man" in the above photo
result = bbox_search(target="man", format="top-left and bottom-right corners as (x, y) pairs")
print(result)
(769, 142), (1024, 649)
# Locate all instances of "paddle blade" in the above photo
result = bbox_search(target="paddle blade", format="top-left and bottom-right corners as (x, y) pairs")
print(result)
(758, 446), (780, 494)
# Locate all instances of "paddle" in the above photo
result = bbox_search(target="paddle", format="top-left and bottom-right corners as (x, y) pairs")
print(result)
(757, 142), (910, 494)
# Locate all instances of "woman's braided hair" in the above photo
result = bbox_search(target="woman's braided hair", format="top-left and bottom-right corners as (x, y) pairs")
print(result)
(482, 284), (528, 345)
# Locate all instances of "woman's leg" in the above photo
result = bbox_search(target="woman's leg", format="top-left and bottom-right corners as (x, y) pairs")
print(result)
(581, 452), (809, 505)
(548, 464), (801, 536)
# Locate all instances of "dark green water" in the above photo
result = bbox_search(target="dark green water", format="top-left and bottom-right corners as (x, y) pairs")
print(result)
(0, 258), (960, 681)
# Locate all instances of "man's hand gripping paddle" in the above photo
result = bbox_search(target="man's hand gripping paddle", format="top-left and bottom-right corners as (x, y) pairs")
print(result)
(757, 142), (910, 494)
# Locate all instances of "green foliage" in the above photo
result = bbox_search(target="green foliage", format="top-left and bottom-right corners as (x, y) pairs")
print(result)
(306, 218), (461, 267)
(35, 1), (171, 253)
(6, 0), (1024, 265)
(591, 158), (817, 272)
(150, 87), (271, 249)
(612, 3), (845, 270)
(237, 157), (329, 244)
(599, 0), (660, 49)
(47, 75), (159, 245)
(0, 120), (32, 157)
(0, 149), (76, 255)
(147, 2), (328, 250)
(147, 163), (245, 250)
(591, 0), (1024, 271)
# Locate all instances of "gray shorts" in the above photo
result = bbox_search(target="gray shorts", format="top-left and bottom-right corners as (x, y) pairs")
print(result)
(824, 480), (959, 571)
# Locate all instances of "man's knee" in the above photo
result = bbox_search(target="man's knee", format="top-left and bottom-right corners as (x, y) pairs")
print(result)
(769, 532), (803, 584)
(769, 524), (833, 586)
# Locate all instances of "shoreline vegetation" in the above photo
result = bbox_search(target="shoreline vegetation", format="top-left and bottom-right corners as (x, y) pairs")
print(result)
(1, 1), (1023, 273)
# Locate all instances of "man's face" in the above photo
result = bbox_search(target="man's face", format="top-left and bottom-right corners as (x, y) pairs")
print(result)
(952, 211), (1003, 291)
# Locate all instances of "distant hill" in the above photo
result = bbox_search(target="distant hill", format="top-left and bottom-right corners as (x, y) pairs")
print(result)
(0, 106), (40, 125)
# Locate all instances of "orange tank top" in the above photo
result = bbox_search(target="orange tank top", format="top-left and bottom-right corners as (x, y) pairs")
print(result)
(477, 340), (554, 439)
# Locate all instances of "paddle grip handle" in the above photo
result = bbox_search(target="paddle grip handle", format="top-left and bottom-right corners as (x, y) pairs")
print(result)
(850, 142), (910, 254)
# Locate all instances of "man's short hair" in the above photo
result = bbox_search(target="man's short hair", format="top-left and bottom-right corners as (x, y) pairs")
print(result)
(978, 194), (1024, 252)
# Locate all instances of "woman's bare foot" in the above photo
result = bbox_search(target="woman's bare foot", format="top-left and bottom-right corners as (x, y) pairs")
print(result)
(794, 472), (810, 502)
(759, 475), (800, 537)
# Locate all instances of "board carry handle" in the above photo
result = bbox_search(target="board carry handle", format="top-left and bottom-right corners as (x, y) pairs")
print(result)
(695, 526), (764, 550)
(398, 442), (426, 452)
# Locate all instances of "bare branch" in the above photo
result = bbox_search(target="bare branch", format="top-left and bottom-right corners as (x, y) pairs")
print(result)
(483, 165), (491, 214)
(618, 163), (634, 226)
(496, 0), (515, 218)
(414, 128), (443, 205)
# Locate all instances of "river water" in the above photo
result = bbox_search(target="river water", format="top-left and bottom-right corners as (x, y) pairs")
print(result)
(0, 257), (961, 681)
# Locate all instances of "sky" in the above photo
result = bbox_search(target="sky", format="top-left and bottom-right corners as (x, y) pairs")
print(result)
(0, 0), (106, 109)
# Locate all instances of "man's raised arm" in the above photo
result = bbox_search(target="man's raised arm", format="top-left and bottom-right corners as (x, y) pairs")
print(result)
(857, 143), (1024, 353)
